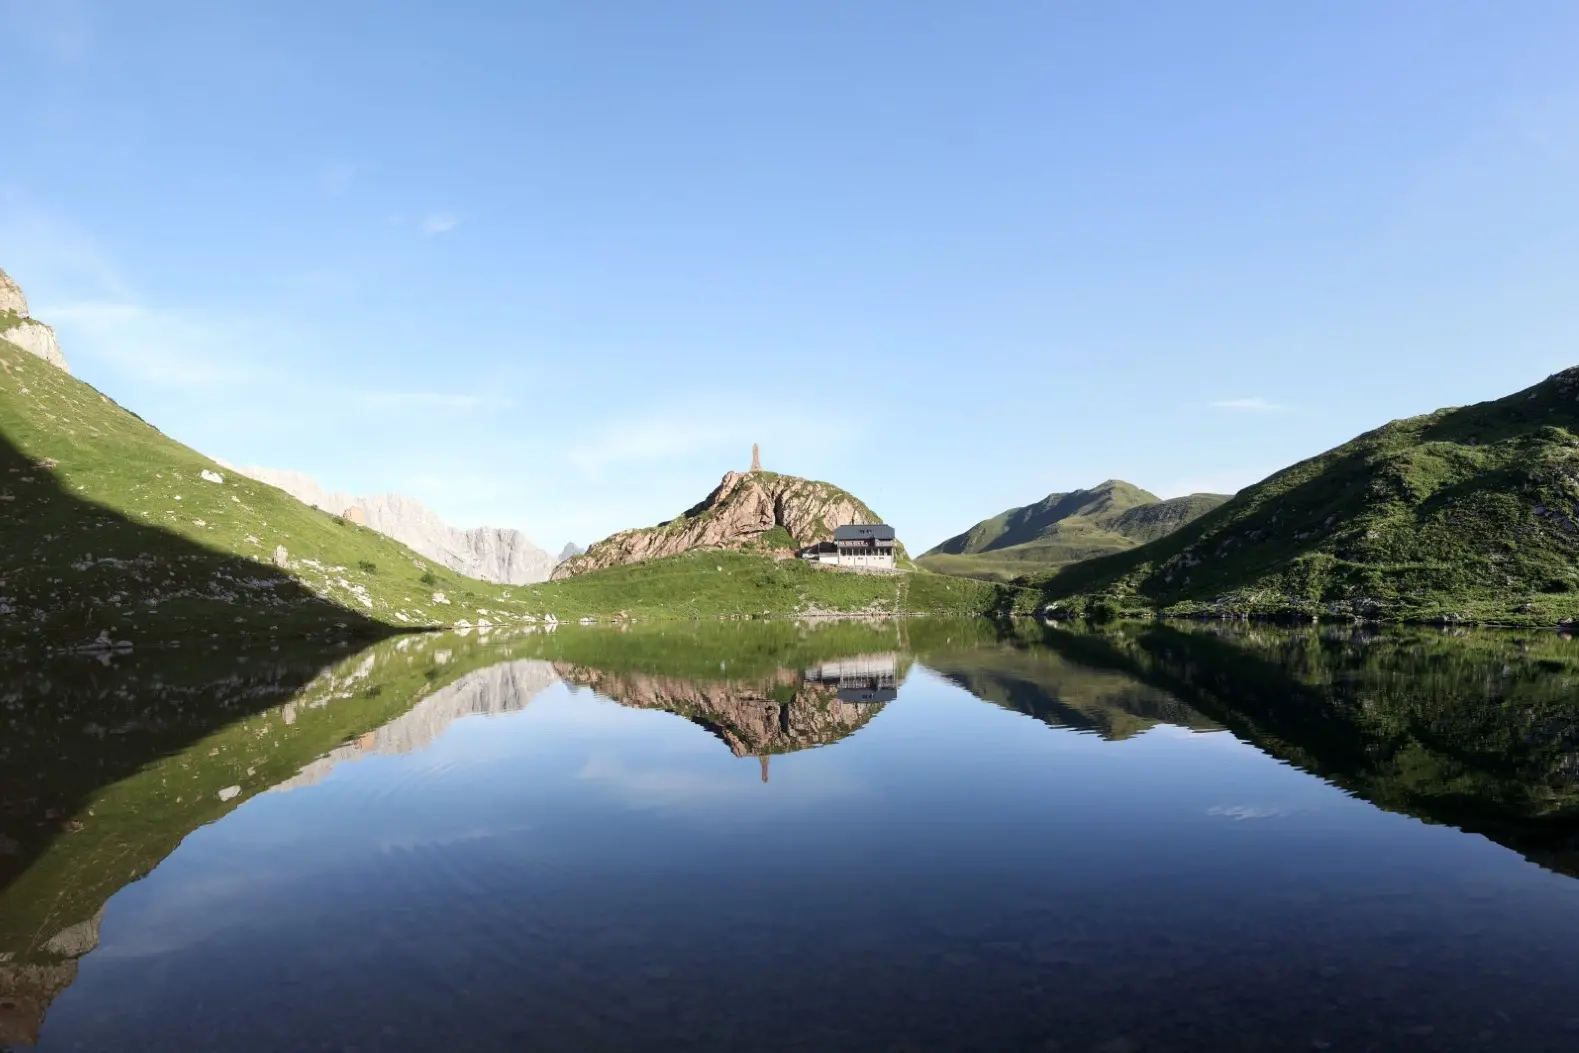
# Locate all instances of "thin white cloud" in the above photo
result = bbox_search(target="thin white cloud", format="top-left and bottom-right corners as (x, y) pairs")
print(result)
(321, 162), (357, 196)
(419, 212), (461, 236)
(1155, 469), (1271, 499)
(359, 391), (513, 412)
(568, 401), (854, 476)
(570, 417), (737, 473)
(1210, 396), (1289, 413)
(42, 301), (253, 388)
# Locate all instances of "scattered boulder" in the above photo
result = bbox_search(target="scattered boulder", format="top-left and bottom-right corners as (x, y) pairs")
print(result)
(272, 545), (289, 568)
(200, 469), (224, 484)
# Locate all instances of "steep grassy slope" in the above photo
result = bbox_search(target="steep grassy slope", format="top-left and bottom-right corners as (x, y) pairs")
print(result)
(0, 340), (520, 651)
(920, 481), (1228, 582)
(1037, 367), (1579, 624)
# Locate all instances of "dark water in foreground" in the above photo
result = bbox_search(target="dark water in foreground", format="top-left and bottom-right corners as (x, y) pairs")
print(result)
(4, 620), (1579, 1052)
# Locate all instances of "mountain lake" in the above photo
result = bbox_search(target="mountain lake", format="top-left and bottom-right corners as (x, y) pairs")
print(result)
(3, 619), (1579, 1052)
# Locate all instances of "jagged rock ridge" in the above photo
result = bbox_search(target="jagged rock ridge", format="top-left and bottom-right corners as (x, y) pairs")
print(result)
(236, 465), (554, 585)
(0, 268), (69, 374)
(553, 467), (891, 580)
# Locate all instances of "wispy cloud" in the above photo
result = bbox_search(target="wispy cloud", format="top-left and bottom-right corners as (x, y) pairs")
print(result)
(1156, 469), (1271, 499)
(321, 162), (357, 196)
(567, 402), (852, 475)
(359, 391), (513, 411)
(419, 212), (461, 236)
(570, 417), (737, 473)
(1210, 396), (1289, 413)
(42, 301), (253, 388)
(3, 0), (92, 64)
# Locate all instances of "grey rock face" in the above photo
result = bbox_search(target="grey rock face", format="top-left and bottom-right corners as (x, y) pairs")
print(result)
(0, 268), (28, 315)
(557, 541), (584, 563)
(237, 465), (553, 585)
(0, 268), (70, 373)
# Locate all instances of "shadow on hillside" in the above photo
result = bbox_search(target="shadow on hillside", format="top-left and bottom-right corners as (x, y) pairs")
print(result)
(1033, 622), (1579, 880)
(0, 429), (394, 652)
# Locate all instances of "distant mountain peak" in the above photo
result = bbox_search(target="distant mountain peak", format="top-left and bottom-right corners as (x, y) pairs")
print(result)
(920, 478), (1228, 580)
(236, 465), (552, 585)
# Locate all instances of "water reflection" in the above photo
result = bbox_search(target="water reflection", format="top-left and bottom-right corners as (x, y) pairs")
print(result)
(2, 618), (1578, 1050)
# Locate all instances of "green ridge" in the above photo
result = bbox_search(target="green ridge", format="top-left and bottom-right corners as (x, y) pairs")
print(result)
(1035, 366), (1579, 624)
(919, 480), (1228, 582)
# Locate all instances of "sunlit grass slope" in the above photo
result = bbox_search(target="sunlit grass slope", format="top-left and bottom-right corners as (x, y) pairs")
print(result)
(1035, 366), (1579, 624)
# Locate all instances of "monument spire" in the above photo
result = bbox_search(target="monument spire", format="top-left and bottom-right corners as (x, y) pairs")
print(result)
(760, 754), (770, 783)
(750, 442), (761, 472)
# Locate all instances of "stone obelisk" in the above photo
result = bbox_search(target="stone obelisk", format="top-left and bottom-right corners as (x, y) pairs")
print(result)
(750, 443), (761, 472)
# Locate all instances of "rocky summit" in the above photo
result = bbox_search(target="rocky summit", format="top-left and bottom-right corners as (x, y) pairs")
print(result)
(553, 465), (889, 580)
(236, 465), (554, 585)
(0, 268), (70, 374)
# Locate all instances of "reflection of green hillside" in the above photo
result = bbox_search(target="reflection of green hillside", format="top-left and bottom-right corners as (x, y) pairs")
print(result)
(0, 619), (923, 968)
(911, 621), (1215, 739)
(0, 631), (551, 966)
(1036, 622), (1579, 876)
(500, 618), (914, 681)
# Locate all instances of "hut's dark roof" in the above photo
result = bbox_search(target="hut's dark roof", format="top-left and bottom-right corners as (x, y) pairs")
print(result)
(833, 524), (896, 541)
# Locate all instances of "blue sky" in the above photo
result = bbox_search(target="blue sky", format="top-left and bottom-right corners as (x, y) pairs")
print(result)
(3, 1), (1578, 554)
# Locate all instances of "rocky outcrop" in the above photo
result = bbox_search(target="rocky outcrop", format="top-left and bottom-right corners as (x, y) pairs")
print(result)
(237, 465), (553, 585)
(0, 269), (26, 316)
(556, 664), (883, 755)
(553, 469), (890, 580)
(557, 541), (584, 563)
(0, 268), (69, 373)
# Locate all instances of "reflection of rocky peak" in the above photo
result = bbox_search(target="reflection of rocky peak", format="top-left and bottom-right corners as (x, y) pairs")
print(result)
(0, 266), (70, 373)
(273, 659), (559, 792)
(236, 465), (553, 585)
(0, 907), (101, 1047)
(556, 664), (883, 756)
(553, 468), (890, 579)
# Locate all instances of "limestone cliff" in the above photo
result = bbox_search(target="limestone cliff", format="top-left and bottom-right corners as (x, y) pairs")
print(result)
(555, 664), (883, 756)
(236, 465), (554, 585)
(553, 469), (892, 580)
(0, 268), (69, 373)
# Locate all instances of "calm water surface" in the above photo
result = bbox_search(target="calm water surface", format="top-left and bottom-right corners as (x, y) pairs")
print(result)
(3, 620), (1579, 1051)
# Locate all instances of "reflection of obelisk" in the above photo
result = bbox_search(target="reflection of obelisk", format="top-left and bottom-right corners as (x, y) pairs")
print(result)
(751, 443), (761, 472)
(760, 754), (770, 783)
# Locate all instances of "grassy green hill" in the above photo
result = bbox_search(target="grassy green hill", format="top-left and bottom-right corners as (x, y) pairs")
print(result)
(919, 480), (1228, 582)
(1036, 367), (1579, 625)
(1, 337), (1027, 646)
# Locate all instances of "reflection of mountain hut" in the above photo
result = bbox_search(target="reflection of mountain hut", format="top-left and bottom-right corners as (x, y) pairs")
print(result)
(804, 653), (900, 703)
(801, 524), (897, 571)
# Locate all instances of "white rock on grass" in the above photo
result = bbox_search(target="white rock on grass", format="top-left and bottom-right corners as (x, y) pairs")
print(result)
(200, 470), (224, 484)
(432, 591), (450, 605)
